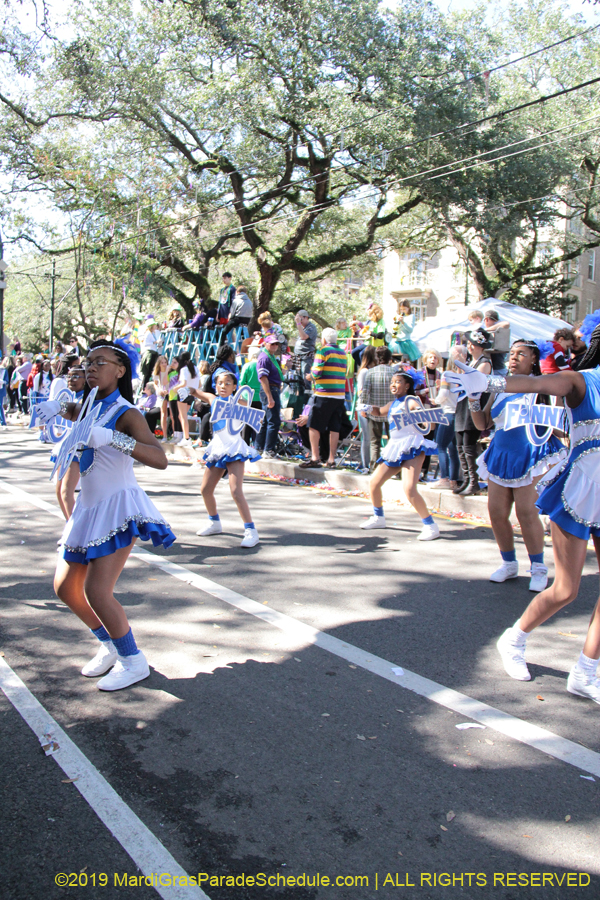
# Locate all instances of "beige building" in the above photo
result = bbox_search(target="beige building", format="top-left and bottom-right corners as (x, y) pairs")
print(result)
(382, 229), (600, 328)
(381, 245), (478, 327)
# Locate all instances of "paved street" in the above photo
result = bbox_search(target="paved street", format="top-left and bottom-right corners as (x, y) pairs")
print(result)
(1, 429), (599, 900)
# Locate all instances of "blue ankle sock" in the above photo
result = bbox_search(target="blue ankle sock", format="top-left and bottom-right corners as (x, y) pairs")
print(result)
(421, 515), (434, 525)
(111, 628), (140, 657)
(529, 551), (544, 565)
(501, 549), (517, 563)
(373, 506), (384, 517)
(244, 522), (255, 530)
(209, 514), (220, 521)
(91, 625), (111, 643)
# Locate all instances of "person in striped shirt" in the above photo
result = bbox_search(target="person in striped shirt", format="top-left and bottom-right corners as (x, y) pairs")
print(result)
(299, 328), (348, 469)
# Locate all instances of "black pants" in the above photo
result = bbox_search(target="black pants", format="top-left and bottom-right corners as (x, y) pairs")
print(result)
(455, 429), (480, 485)
(140, 351), (159, 388)
(220, 316), (251, 344)
(169, 399), (181, 432)
(144, 409), (161, 434)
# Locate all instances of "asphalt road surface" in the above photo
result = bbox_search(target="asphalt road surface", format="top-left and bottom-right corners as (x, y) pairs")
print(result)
(1, 429), (599, 900)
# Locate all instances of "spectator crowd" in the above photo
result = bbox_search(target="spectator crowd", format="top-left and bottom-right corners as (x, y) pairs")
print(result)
(5, 277), (599, 501)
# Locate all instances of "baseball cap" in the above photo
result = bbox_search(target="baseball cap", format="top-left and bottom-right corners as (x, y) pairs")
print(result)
(263, 333), (282, 345)
(297, 309), (309, 317)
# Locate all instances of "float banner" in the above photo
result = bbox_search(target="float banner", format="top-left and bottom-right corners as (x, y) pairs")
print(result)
(504, 401), (565, 432)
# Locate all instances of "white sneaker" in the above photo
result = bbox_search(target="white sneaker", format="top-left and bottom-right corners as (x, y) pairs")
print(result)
(178, 437), (192, 446)
(417, 522), (440, 541)
(196, 519), (223, 536)
(97, 651), (150, 691)
(496, 628), (531, 681)
(490, 561), (519, 583)
(81, 641), (117, 677)
(528, 563), (548, 592)
(360, 515), (386, 530)
(567, 665), (600, 704)
(240, 527), (260, 548)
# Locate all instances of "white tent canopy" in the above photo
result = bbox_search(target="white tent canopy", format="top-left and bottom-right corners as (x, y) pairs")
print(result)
(412, 298), (570, 355)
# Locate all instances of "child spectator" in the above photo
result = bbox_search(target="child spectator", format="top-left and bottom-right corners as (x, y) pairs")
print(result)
(540, 328), (574, 374)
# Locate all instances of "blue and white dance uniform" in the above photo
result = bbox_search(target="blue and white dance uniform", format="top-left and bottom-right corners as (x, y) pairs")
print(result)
(202, 411), (262, 469)
(377, 397), (437, 468)
(61, 389), (176, 563)
(537, 368), (600, 540)
(477, 393), (566, 488)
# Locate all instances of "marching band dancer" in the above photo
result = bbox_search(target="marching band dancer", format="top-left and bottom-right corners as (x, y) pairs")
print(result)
(446, 357), (600, 704)
(35, 340), (175, 691)
(360, 369), (440, 541)
(469, 340), (566, 591)
(184, 369), (262, 547)
(55, 364), (86, 519)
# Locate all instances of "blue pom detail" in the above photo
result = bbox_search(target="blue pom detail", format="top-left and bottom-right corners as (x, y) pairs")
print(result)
(401, 365), (426, 389)
(579, 310), (600, 346)
(534, 340), (555, 360)
(63, 520), (176, 565)
(113, 337), (140, 379)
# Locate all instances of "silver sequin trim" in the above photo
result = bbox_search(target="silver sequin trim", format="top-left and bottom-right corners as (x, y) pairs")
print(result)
(110, 431), (136, 455)
(560, 447), (600, 528)
(487, 375), (507, 393)
(79, 455), (97, 478)
(484, 450), (566, 488)
(63, 514), (170, 553)
(571, 436), (600, 450)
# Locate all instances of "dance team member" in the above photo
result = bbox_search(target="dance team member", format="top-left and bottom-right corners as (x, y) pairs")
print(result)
(447, 359), (600, 704)
(360, 369), (440, 541)
(184, 369), (261, 547)
(470, 340), (566, 591)
(35, 340), (176, 691)
(55, 364), (86, 519)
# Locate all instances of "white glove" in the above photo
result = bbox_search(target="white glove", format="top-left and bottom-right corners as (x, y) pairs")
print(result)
(34, 400), (62, 425)
(178, 387), (190, 401)
(443, 361), (488, 400)
(85, 427), (114, 449)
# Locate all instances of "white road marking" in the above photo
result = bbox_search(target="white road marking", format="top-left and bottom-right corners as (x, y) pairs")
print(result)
(0, 658), (209, 900)
(2, 478), (600, 782)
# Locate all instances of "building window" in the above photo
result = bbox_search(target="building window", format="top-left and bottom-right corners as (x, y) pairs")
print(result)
(569, 259), (581, 288)
(588, 299), (595, 316)
(589, 251), (596, 283)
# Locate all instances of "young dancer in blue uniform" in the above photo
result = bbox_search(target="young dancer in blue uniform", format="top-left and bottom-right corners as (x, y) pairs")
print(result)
(469, 340), (566, 591)
(185, 369), (262, 547)
(360, 369), (440, 541)
(447, 356), (600, 704)
(36, 340), (175, 691)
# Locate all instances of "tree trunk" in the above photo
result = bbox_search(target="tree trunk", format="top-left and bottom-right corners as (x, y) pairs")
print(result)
(251, 259), (281, 330)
